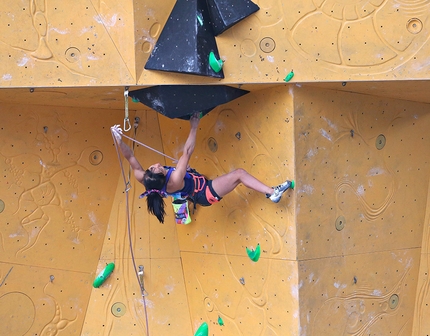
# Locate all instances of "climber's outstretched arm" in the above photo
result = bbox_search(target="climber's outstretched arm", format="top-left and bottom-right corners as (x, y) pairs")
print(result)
(168, 113), (200, 188)
(111, 125), (145, 183)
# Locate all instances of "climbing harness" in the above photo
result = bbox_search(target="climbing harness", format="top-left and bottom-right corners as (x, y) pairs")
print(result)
(185, 172), (206, 215)
(111, 127), (150, 336)
(191, 174), (206, 194)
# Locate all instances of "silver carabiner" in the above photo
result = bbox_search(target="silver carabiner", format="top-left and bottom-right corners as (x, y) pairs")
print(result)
(123, 87), (131, 131)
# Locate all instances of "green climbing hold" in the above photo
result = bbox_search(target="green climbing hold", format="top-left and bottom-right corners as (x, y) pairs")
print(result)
(218, 316), (224, 326)
(209, 52), (223, 73)
(93, 262), (115, 288)
(284, 70), (294, 82)
(194, 322), (208, 336)
(290, 180), (295, 189)
(246, 244), (261, 262)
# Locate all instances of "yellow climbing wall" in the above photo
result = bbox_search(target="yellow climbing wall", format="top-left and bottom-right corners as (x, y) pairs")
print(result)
(2, 0), (430, 86)
(414, 183), (430, 335)
(293, 86), (430, 335)
(0, 104), (121, 335)
(3, 85), (430, 335)
(1, 0), (430, 335)
(0, 0), (135, 86)
(159, 87), (297, 335)
(81, 88), (297, 335)
(81, 109), (194, 336)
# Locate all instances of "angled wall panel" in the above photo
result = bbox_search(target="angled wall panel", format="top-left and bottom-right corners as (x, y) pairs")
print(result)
(144, 0), (224, 78)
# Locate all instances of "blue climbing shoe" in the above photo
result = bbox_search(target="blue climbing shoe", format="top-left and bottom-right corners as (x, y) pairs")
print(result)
(267, 180), (294, 203)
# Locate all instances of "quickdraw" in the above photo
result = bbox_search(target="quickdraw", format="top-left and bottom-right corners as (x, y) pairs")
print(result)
(123, 87), (131, 132)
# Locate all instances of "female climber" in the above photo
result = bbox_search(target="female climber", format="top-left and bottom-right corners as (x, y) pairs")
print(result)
(111, 113), (293, 223)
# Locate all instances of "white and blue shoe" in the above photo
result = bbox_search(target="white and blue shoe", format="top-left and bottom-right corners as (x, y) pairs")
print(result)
(267, 180), (295, 203)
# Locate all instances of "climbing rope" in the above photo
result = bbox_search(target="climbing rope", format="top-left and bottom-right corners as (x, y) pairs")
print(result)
(111, 128), (150, 336)
(121, 133), (177, 163)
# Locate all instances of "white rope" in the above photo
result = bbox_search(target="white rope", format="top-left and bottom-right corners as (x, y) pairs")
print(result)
(109, 120), (180, 336)
(121, 133), (177, 163)
(111, 129), (150, 336)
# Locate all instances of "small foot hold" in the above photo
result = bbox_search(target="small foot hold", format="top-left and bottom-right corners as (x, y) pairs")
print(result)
(246, 244), (261, 262)
(284, 70), (294, 82)
(194, 322), (208, 336)
(93, 262), (115, 288)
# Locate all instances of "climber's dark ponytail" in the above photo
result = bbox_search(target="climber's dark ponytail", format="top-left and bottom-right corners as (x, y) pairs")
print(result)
(142, 170), (166, 223)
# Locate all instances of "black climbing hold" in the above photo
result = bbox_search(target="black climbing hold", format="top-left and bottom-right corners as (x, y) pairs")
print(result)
(206, 0), (260, 36)
(130, 85), (249, 120)
(145, 0), (224, 78)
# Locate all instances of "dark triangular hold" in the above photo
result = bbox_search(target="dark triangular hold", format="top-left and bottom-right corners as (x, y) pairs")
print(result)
(206, 0), (259, 36)
(130, 85), (249, 120)
(144, 0), (224, 78)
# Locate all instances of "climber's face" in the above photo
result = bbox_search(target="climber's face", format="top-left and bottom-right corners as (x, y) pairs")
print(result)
(148, 163), (165, 175)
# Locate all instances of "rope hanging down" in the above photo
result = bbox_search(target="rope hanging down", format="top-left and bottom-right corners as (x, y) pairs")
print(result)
(111, 128), (150, 336)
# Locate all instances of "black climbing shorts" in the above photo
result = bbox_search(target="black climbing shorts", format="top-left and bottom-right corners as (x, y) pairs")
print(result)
(193, 180), (222, 206)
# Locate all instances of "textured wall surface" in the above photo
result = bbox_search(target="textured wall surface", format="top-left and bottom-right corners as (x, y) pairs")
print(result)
(1, 0), (430, 87)
(2, 85), (430, 335)
(81, 109), (193, 336)
(0, 104), (121, 335)
(160, 87), (297, 335)
(413, 182), (430, 335)
(293, 86), (430, 335)
(1, 0), (430, 335)
(0, 0), (135, 86)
